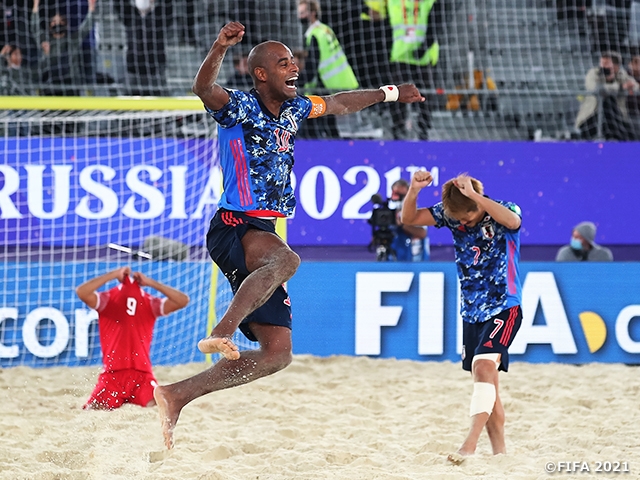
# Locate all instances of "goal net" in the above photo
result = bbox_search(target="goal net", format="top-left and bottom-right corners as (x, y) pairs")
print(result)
(0, 97), (251, 368)
(4, 0), (627, 141)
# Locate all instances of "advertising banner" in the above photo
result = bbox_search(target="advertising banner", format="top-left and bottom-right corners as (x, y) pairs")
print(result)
(0, 261), (210, 367)
(0, 137), (220, 247)
(288, 262), (640, 364)
(2, 261), (639, 367)
(2, 139), (638, 248)
(289, 141), (640, 246)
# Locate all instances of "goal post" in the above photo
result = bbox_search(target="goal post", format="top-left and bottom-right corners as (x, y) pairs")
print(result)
(0, 95), (256, 368)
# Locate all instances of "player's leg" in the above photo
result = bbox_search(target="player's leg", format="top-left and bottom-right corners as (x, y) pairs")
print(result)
(448, 355), (499, 464)
(449, 306), (522, 463)
(154, 323), (291, 449)
(83, 371), (125, 410)
(485, 306), (522, 455)
(199, 228), (300, 358)
(485, 374), (506, 455)
(127, 372), (158, 408)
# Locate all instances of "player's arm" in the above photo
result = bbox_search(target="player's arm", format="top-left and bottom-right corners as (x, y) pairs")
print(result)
(310, 83), (425, 117)
(76, 267), (130, 309)
(192, 21), (245, 112)
(454, 175), (521, 230)
(133, 272), (190, 315)
(401, 170), (437, 227)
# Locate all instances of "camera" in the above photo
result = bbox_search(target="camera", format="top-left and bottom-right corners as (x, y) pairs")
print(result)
(368, 194), (399, 261)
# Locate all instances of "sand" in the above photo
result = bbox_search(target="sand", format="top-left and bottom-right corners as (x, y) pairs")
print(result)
(1, 356), (639, 480)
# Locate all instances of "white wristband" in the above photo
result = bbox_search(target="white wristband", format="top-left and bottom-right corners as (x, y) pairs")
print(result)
(379, 85), (399, 102)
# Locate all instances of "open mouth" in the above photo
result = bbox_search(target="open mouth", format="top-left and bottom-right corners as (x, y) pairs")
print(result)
(285, 77), (298, 89)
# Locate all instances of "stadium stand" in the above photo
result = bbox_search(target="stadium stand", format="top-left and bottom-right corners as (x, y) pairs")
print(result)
(3, 0), (638, 140)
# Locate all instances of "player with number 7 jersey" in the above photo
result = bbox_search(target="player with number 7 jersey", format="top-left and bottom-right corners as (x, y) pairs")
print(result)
(401, 170), (523, 466)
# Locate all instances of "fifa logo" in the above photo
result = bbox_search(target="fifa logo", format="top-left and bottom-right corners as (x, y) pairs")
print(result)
(281, 110), (298, 132)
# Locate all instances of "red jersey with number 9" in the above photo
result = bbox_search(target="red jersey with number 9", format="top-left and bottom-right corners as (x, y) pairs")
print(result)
(96, 276), (164, 373)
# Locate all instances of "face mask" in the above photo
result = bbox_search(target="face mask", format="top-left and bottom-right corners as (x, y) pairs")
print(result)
(51, 24), (67, 35)
(299, 17), (309, 29)
(135, 0), (151, 11)
(600, 67), (612, 77)
(570, 238), (583, 250)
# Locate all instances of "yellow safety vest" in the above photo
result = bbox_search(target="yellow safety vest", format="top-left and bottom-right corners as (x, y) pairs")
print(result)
(304, 22), (359, 91)
(387, 0), (439, 66)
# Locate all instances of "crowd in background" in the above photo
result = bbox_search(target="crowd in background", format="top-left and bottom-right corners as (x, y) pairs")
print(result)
(2, 0), (640, 140)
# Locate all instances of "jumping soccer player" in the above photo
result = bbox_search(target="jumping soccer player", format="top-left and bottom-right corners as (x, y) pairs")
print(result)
(152, 20), (426, 449)
(76, 267), (189, 410)
(401, 170), (523, 464)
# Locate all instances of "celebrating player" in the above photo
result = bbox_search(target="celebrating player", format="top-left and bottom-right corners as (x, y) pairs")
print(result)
(76, 267), (189, 410)
(401, 171), (523, 464)
(152, 21), (425, 449)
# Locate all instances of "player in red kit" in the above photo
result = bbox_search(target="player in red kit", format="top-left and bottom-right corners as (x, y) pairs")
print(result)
(76, 267), (189, 410)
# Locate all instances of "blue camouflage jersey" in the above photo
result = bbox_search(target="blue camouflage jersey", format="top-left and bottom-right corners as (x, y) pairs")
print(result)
(429, 199), (522, 324)
(206, 88), (313, 217)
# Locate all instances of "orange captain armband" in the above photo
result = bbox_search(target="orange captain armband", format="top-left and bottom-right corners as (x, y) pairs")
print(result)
(307, 95), (327, 118)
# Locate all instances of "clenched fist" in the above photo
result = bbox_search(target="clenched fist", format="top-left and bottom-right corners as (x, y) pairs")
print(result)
(410, 170), (433, 191)
(216, 22), (245, 48)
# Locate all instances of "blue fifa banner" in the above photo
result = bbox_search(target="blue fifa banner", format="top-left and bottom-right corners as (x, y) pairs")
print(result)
(288, 262), (640, 364)
(0, 262), (210, 367)
(0, 137), (220, 247)
(289, 141), (640, 246)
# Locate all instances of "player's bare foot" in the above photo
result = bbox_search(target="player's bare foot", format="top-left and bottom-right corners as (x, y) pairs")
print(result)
(197, 336), (240, 360)
(447, 451), (470, 465)
(154, 386), (178, 449)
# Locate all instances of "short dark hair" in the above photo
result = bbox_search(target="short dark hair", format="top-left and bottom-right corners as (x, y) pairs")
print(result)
(601, 51), (622, 66)
(392, 179), (409, 190)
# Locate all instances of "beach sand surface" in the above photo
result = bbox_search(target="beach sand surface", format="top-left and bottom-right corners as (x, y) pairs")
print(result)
(1, 355), (638, 480)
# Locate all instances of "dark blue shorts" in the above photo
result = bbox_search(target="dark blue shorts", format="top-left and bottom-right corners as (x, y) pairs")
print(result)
(462, 305), (522, 372)
(206, 208), (292, 342)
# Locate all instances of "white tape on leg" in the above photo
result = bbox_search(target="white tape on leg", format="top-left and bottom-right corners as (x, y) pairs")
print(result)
(469, 382), (496, 417)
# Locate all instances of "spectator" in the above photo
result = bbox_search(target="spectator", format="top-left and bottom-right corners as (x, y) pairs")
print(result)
(76, 267), (189, 410)
(391, 179), (429, 261)
(227, 51), (252, 90)
(575, 51), (639, 140)
(113, 0), (173, 96)
(556, 221), (614, 262)
(626, 48), (640, 117)
(381, 0), (442, 139)
(0, 44), (34, 94)
(2, 0), (35, 61)
(30, 0), (96, 96)
(297, 0), (359, 139)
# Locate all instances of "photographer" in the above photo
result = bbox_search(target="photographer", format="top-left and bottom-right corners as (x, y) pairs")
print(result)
(575, 51), (639, 140)
(390, 179), (429, 262)
(369, 179), (429, 261)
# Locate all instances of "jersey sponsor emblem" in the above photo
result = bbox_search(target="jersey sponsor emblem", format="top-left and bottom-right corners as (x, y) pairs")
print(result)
(283, 296), (291, 307)
(483, 340), (493, 348)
